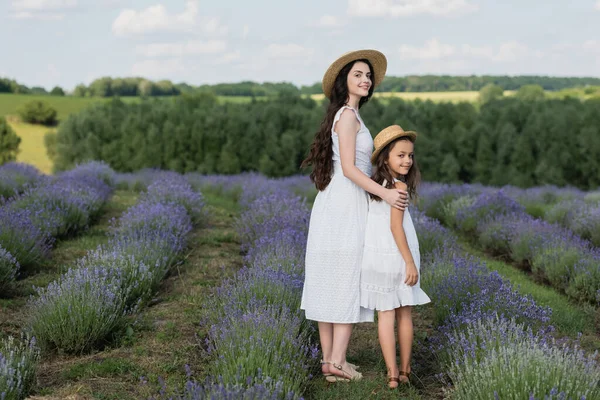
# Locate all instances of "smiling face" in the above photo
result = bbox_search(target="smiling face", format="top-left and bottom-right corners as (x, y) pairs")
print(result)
(386, 139), (414, 178)
(346, 61), (372, 99)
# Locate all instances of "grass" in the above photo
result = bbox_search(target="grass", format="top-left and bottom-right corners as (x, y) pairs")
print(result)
(8, 120), (54, 174)
(306, 305), (442, 400)
(0, 188), (244, 399)
(0, 93), (140, 122)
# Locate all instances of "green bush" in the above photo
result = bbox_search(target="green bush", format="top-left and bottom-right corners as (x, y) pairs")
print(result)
(17, 100), (58, 126)
(0, 117), (21, 163)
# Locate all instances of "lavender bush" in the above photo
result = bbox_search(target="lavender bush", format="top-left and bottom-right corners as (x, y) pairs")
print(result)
(141, 175), (205, 224)
(449, 339), (600, 400)
(206, 303), (317, 397)
(0, 162), (46, 200)
(0, 207), (53, 269)
(152, 373), (299, 400)
(235, 193), (309, 251)
(0, 335), (40, 400)
(0, 246), (19, 292)
(28, 266), (131, 353)
(77, 247), (155, 307)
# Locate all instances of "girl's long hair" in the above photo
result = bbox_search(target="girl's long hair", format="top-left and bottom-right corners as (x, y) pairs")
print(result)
(301, 59), (375, 191)
(369, 137), (421, 202)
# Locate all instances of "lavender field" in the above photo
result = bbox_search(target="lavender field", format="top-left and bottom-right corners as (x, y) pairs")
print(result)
(1, 165), (599, 399)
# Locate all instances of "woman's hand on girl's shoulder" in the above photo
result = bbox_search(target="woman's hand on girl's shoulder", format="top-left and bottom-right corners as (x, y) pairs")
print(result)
(391, 181), (409, 210)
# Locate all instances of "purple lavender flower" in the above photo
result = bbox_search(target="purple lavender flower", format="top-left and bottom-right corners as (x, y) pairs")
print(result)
(0, 207), (53, 270)
(0, 246), (19, 292)
(0, 162), (47, 199)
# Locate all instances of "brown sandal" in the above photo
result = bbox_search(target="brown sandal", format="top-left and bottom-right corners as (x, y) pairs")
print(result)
(387, 375), (400, 389)
(399, 370), (411, 384)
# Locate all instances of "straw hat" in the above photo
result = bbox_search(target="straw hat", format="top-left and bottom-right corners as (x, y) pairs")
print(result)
(371, 125), (417, 163)
(322, 49), (387, 99)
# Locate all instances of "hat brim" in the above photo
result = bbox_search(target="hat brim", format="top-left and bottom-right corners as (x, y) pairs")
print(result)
(322, 49), (387, 99)
(371, 131), (417, 164)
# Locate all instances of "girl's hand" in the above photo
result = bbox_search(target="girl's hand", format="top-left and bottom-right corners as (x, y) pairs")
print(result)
(405, 262), (419, 286)
(383, 188), (409, 210)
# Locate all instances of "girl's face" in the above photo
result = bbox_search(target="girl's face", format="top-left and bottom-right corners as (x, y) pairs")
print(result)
(347, 61), (372, 99)
(386, 139), (414, 177)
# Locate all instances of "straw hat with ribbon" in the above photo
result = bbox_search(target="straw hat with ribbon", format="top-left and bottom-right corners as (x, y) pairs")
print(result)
(371, 125), (417, 163)
(322, 49), (387, 99)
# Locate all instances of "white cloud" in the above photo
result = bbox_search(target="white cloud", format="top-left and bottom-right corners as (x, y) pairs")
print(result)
(596, 0), (600, 10)
(265, 43), (314, 59)
(131, 59), (186, 79)
(494, 41), (530, 62)
(583, 39), (600, 52)
(10, 0), (76, 19)
(112, 0), (227, 36)
(215, 51), (242, 65)
(462, 41), (532, 62)
(11, 0), (77, 11)
(316, 15), (346, 27)
(347, 0), (478, 18)
(399, 38), (456, 60)
(136, 40), (227, 57)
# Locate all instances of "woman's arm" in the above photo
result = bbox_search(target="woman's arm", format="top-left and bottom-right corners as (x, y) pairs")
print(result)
(336, 109), (408, 209)
(390, 181), (419, 286)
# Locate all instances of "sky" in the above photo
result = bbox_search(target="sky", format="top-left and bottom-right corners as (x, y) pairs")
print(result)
(1, 0), (599, 91)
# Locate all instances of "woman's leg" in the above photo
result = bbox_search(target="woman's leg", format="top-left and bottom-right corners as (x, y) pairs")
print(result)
(396, 306), (413, 382)
(328, 323), (357, 378)
(318, 322), (333, 375)
(378, 310), (399, 387)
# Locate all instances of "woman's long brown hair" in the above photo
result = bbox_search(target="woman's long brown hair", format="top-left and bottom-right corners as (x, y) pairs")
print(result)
(301, 59), (375, 191)
(369, 137), (421, 202)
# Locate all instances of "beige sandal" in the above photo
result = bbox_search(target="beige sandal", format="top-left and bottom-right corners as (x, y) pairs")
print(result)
(325, 362), (363, 383)
(320, 360), (332, 378)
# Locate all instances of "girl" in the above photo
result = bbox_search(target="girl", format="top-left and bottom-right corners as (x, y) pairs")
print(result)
(300, 50), (409, 383)
(360, 125), (431, 388)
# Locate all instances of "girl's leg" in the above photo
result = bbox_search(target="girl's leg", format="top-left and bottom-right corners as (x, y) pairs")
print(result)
(395, 306), (413, 382)
(378, 310), (399, 387)
(318, 322), (333, 375)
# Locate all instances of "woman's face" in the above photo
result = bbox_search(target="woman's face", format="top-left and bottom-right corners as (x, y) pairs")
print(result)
(346, 61), (372, 99)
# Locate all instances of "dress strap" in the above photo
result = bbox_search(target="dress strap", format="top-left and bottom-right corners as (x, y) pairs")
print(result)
(332, 106), (362, 136)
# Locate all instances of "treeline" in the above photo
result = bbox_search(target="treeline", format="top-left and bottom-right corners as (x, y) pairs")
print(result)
(5, 75), (600, 98)
(48, 93), (600, 189)
(0, 77), (65, 96)
(301, 75), (600, 94)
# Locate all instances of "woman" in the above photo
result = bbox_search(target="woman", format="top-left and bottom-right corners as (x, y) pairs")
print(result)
(300, 49), (409, 382)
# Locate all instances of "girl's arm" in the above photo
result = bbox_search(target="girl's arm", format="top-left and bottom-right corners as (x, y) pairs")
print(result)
(390, 180), (419, 286)
(336, 109), (408, 209)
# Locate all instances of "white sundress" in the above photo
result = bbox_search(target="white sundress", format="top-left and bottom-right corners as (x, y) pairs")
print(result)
(360, 180), (431, 311)
(301, 106), (374, 323)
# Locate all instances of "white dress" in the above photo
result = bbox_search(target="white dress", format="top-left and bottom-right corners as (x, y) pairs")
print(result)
(301, 106), (374, 323)
(360, 180), (431, 311)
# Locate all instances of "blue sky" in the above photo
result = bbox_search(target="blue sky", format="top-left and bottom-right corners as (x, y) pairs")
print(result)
(2, 0), (599, 91)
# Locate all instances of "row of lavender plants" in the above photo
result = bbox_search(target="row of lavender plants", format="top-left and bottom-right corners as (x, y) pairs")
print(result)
(411, 208), (600, 399)
(504, 185), (600, 247)
(418, 184), (600, 304)
(1, 161), (116, 400)
(25, 170), (205, 355)
(154, 174), (318, 399)
(0, 162), (115, 293)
